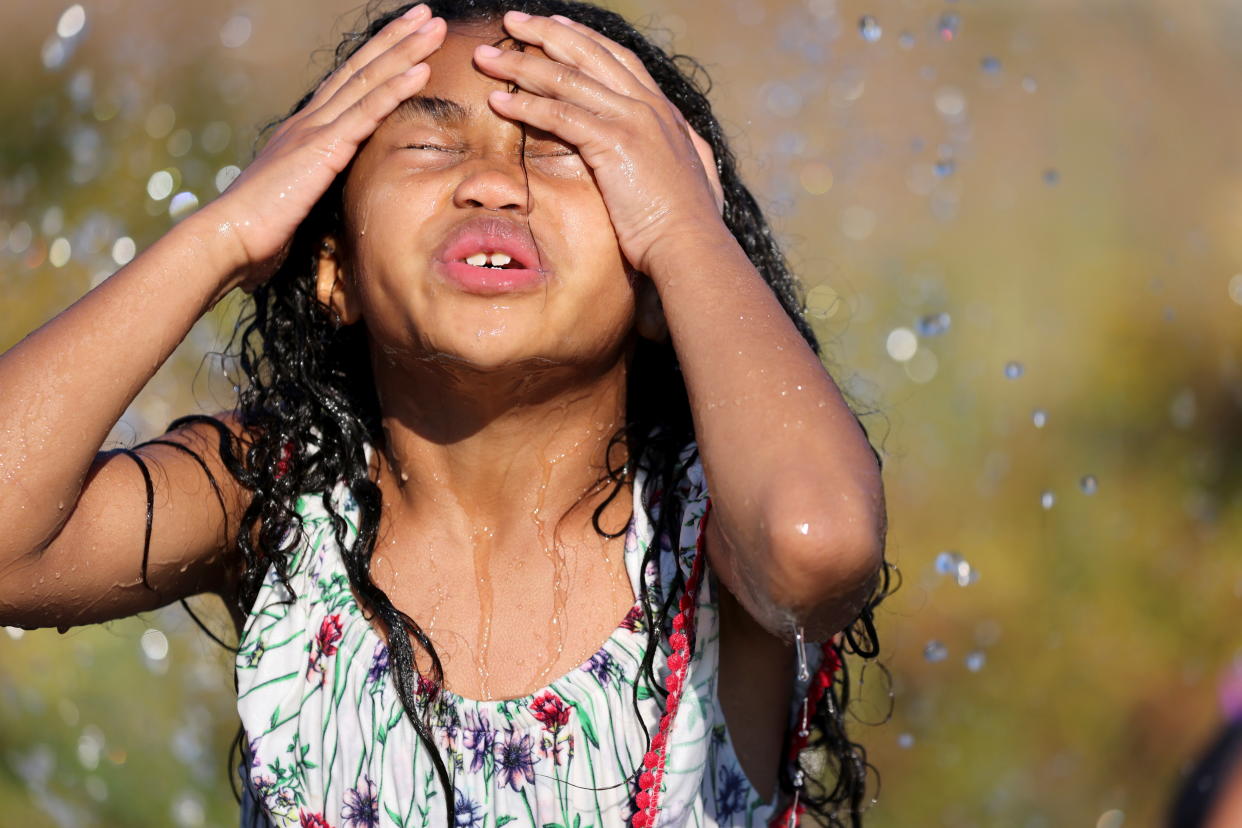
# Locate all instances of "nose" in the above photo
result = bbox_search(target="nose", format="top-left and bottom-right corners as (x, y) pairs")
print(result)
(451, 160), (529, 213)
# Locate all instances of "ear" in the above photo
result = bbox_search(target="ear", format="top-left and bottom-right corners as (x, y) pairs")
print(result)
(314, 235), (361, 326)
(634, 273), (669, 344)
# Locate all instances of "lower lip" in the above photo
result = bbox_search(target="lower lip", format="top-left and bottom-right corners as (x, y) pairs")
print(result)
(436, 261), (547, 295)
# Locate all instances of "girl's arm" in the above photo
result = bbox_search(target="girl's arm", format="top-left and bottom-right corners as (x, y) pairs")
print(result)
(474, 12), (886, 641)
(0, 6), (448, 629)
(647, 231), (886, 641)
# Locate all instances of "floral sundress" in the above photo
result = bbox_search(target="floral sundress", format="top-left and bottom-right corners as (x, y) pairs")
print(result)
(235, 443), (817, 828)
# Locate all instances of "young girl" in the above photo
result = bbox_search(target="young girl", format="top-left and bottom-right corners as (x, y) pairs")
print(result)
(0, 1), (888, 826)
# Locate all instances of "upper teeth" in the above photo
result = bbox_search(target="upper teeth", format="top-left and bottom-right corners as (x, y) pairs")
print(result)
(465, 252), (512, 267)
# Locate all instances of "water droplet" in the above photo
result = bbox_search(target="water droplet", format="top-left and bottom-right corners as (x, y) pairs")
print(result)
(886, 327), (918, 362)
(965, 650), (986, 672)
(794, 625), (810, 681)
(1096, 810), (1125, 828)
(1032, 408), (1047, 428)
(1079, 474), (1098, 495)
(1044, 168), (1060, 185)
(897, 732), (914, 748)
(48, 237), (71, 268)
(57, 5), (87, 39)
(1040, 490), (1055, 510)
(933, 159), (955, 177)
(923, 640), (948, 662)
(858, 15), (882, 42)
(57, 501), (65, 511)
(898, 32), (915, 49)
(140, 628), (169, 661)
(1004, 361), (1024, 379)
(937, 13), (961, 41)
(981, 56), (1001, 74)
(169, 191), (199, 221)
(1022, 76), (1038, 93)
(111, 236), (135, 266)
(146, 170), (174, 201)
(934, 550), (961, 575)
(220, 14), (253, 49)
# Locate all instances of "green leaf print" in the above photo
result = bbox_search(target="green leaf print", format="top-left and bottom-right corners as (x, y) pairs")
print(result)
(385, 804), (408, 827)
(495, 817), (518, 828)
(567, 701), (600, 748)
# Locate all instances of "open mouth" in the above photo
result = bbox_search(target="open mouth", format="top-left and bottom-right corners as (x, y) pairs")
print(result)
(459, 251), (527, 270)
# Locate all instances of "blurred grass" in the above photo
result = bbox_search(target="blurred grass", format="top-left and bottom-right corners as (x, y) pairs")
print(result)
(2, 0), (1241, 826)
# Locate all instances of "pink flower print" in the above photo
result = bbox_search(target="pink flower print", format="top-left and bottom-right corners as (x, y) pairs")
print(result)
(529, 690), (571, 733)
(306, 613), (344, 686)
(300, 812), (334, 828)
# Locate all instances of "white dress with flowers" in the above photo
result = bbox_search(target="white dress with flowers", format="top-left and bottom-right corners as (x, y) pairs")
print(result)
(235, 444), (814, 828)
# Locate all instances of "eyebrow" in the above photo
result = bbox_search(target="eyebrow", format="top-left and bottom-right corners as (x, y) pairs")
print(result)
(391, 95), (473, 125)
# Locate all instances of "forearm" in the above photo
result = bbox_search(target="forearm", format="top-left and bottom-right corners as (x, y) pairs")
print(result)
(649, 224), (886, 626)
(0, 208), (241, 562)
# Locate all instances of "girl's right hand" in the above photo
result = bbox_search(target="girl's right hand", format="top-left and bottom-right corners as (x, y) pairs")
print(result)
(205, 4), (446, 293)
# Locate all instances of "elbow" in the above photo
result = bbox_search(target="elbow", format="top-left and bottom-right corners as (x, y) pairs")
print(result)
(762, 492), (887, 636)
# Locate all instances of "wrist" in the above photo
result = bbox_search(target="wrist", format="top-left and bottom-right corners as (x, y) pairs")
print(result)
(172, 204), (252, 306)
(640, 217), (741, 284)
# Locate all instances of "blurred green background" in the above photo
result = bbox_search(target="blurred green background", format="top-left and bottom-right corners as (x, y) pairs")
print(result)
(3, 0), (1241, 825)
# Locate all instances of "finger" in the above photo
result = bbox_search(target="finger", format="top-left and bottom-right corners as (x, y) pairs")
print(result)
(309, 4), (432, 106)
(500, 12), (653, 105)
(474, 44), (632, 119)
(315, 18), (447, 124)
(331, 64), (433, 147)
(486, 89), (609, 159)
(546, 14), (665, 100)
(542, 15), (725, 213)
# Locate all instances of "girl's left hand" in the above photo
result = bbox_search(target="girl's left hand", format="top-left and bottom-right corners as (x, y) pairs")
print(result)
(475, 11), (727, 277)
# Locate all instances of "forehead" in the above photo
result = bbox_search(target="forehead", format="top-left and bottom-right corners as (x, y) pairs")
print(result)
(414, 20), (549, 101)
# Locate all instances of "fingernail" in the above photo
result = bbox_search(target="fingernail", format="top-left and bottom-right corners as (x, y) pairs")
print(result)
(551, 14), (572, 24)
(506, 10), (531, 22)
(416, 18), (438, 34)
(476, 44), (502, 58)
(402, 4), (428, 19)
(490, 90), (513, 103)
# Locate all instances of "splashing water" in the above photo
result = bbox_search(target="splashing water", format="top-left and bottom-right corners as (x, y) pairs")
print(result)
(859, 16), (882, 43)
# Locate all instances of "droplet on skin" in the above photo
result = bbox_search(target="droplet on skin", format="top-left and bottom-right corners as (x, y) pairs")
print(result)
(923, 640), (948, 662)
(1032, 408), (1047, 428)
(897, 732), (914, 748)
(965, 650), (986, 672)
(1040, 490), (1055, 510)
(1079, 474), (1098, 495)
(1004, 361), (1024, 379)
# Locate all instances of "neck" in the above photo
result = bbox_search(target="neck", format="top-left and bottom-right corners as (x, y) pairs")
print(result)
(369, 350), (632, 555)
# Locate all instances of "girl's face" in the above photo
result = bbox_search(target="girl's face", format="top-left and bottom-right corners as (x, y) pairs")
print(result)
(331, 20), (640, 375)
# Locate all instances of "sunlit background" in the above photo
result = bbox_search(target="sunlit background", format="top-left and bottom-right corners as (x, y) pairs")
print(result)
(3, 0), (1242, 825)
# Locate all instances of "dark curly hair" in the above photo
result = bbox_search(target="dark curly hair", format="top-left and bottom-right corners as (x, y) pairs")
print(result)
(156, 1), (893, 825)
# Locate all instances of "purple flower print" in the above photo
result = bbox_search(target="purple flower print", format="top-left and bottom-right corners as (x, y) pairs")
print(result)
(366, 641), (388, 686)
(581, 649), (618, 686)
(341, 775), (379, 828)
(494, 728), (537, 792)
(461, 709), (496, 773)
(453, 789), (483, 828)
(715, 763), (747, 821)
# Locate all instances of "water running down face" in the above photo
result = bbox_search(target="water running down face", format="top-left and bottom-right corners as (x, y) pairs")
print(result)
(317, 19), (647, 378)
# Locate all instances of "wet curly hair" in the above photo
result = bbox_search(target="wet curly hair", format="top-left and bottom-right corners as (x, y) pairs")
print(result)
(160, 1), (893, 825)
